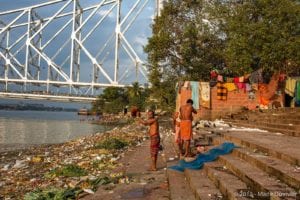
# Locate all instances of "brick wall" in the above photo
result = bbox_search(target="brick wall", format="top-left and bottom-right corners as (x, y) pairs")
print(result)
(193, 87), (258, 120)
(197, 87), (284, 120)
(211, 87), (258, 118)
(179, 78), (284, 120)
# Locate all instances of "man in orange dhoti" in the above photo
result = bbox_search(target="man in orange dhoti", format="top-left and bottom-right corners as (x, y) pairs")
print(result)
(180, 99), (197, 157)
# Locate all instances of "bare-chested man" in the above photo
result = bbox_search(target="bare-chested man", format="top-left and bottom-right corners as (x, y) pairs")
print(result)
(139, 110), (160, 171)
(180, 99), (197, 157)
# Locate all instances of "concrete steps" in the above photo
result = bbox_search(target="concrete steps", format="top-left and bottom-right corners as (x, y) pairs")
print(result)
(168, 169), (196, 200)
(218, 155), (296, 200)
(224, 108), (300, 137)
(168, 132), (300, 200)
(228, 115), (300, 129)
(214, 138), (300, 190)
(247, 122), (300, 132)
(216, 131), (300, 166)
(247, 113), (300, 120)
(204, 162), (252, 200)
(164, 134), (196, 200)
(227, 120), (300, 137)
(185, 169), (223, 200)
(252, 118), (300, 126)
(166, 108), (300, 200)
(227, 108), (300, 122)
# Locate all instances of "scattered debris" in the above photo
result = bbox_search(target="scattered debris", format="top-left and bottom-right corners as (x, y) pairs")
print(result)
(0, 123), (147, 199)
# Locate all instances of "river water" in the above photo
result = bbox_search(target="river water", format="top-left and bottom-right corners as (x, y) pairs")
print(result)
(0, 110), (108, 146)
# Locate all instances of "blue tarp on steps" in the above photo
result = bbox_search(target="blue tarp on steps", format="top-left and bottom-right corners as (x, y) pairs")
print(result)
(169, 142), (237, 172)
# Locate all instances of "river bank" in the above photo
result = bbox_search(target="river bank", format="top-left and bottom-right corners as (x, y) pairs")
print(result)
(0, 119), (158, 199)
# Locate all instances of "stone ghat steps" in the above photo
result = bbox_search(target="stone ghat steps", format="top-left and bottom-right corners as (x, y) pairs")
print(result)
(217, 154), (297, 200)
(251, 108), (300, 114)
(166, 128), (300, 200)
(173, 156), (298, 200)
(214, 131), (300, 166)
(168, 169), (196, 200)
(227, 119), (300, 131)
(225, 120), (300, 137)
(184, 169), (223, 200)
(186, 162), (253, 200)
(228, 112), (300, 122)
(228, 108), (300, 121)
(247, 118), (300, 126)
(164, 134), (197, 200)
(213, 138), (300, 190)
(241, 107), (300, 114)
(246, 114), (300, 121)
(225, 108), (300, 136)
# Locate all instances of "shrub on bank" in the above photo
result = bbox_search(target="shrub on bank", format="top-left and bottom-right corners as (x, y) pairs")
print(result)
(45, 164), (87, 178)
(24, 177), (111, 200)
(24, 187), (80, 200)
(94, 137), (128, 150)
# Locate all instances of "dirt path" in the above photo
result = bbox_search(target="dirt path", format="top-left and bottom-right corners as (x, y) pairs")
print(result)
(81, 138), (171, 200)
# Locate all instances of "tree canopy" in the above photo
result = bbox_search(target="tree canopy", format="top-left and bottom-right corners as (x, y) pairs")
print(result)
(211, 0), (300, 75)
(145, 0), (225, 110)
(144, 0), (299, 110)
(91, 82), (150, 114)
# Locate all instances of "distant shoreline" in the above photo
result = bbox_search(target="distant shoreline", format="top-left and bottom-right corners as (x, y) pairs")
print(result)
(0, 108), (77, 112)
(0, 106), (77, 112)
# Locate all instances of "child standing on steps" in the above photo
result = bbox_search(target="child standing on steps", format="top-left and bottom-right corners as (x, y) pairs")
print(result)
(139, 110), (160, 171)
(173, 111), (183, 156)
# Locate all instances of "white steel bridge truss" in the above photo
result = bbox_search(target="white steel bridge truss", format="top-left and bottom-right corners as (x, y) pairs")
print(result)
(0, 0), (159, 101)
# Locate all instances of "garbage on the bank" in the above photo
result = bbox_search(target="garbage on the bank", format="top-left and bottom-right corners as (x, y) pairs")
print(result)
(0, 123), (147, 199)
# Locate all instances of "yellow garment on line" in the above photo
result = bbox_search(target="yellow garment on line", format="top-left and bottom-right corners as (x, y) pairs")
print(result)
(200, 82), (210, 108)
(224, 83), (237, 92)
(285, 77), (297, 97)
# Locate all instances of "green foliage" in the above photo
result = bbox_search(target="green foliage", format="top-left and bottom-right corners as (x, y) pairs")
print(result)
(91, 82), (150, 114)
(94, 137), (128, 150)
(145, 0), (225, 110)
(24, 187), (80, 200)
(126, 82), (150, 109)
(93, 0), (299, 112)
(145, 0), (299, 109)
(210, 0), (300, 74)
(45, 164), (87, 178)
(89, 176), (111, 188)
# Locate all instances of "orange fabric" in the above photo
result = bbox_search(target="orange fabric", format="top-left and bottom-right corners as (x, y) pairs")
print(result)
(180, 120), (192, 141)
(180, 88), (192, 106)
(259, 73), (280, 100)
(260, 96), (270, 106)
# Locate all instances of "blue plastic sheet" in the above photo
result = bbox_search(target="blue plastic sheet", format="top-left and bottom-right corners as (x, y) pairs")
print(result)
(169, 142), (237, 172)
(190, 81), (199, 109)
